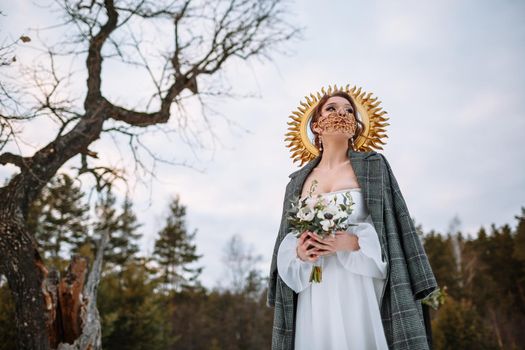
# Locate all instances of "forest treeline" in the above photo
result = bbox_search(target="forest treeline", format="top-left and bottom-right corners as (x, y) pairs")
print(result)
(1, 173), (524, 349)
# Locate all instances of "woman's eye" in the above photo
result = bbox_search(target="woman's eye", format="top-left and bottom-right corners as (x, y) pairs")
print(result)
(326, 107), (335, 111)
(347, 109), (353, 113)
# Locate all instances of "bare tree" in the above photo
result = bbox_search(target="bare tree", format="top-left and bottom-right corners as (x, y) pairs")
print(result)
(0, 1), (301, 349)
(219, 233), (263, 293)
(447, 214), (463, 284)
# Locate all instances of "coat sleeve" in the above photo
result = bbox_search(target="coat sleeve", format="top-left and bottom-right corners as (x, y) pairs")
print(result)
(267, 180), (294, 308)
(380, 154), (438, 300)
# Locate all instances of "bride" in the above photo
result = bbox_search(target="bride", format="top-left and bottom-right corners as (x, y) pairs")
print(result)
(278, 92), (388, 350)
(267, 90), (438, 350)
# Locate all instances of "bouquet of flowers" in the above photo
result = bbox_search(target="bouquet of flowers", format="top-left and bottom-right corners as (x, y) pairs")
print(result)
(286, 180), (358, 283)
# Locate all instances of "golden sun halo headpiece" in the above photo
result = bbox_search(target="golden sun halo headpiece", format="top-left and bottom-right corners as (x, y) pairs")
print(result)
(285, 84), (390, 166)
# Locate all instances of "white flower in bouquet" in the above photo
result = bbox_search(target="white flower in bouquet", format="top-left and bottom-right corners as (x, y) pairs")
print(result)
(297, 206), (316, 222)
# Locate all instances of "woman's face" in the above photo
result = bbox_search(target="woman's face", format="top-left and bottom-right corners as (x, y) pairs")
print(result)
(312, 96), (357, 138)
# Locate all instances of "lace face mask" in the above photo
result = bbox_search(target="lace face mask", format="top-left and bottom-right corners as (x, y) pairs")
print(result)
(316, 112), (357, 136)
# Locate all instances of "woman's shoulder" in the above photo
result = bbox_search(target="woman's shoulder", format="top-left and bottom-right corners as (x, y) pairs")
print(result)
(364, 150), (391, 165)
(352, 150), (384, 162)
(363, 150), (382, 160)
(356, 151), (392, 176)
(373, 151), (392, 168)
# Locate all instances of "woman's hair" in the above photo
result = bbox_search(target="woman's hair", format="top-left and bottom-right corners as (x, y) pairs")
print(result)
(310, 91), (365, 152)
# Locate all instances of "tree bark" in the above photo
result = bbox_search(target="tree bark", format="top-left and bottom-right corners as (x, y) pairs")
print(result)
(0, 215), (49, 349)
(0, 202), (108, 350)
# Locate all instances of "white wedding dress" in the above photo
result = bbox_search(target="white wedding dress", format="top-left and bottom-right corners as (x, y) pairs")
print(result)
(277, 188), (389, 350)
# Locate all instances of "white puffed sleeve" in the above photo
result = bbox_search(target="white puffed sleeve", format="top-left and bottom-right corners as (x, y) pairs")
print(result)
(336, 214), (387, 280)
(277, 232), (314, 293)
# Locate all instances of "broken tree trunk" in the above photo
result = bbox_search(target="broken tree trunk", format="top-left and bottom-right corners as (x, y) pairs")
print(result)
(58, 257), (88, 344)
(43, 257), (90, 349)
(0, 203), (108, 350)
(41, 231), (108, 350)
(56, 230), (109, 350)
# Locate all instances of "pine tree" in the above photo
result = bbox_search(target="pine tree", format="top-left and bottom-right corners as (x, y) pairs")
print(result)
(432, 296), (498, 350)
(93, 188), (120, 255)
(105, 194), (143, 269)
(513, 207), (525, 263)
(153, 195), (203, 292)
(513, 207), (525, 316)
(98, 259), (174, 349)
(29, 173), (90, 260)
(423, 231), (461, 299)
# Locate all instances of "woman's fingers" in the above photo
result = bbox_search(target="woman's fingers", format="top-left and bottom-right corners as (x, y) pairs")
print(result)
(297, 232), (318, 261)
(305, 244), (322, 259)
(301, 237), (310, 249)
(311, 231), (335, 242)
(298, 231), (309, 244)
(299, 232), (337, 260)
(302, 233), (318, 250)
(304, 244), (318, 257)
(316, 249), (335, 256)
(306, 245), (328, 257)
(308, 238), (334, 250)
(307, 251), (320, 262)
(311, 231), (334, 239)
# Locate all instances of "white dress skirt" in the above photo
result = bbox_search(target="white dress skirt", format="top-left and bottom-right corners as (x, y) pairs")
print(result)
(277, 188), (389, 350)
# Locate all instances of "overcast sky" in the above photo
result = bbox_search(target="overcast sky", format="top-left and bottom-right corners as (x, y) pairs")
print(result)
(2, 0), (524, 290)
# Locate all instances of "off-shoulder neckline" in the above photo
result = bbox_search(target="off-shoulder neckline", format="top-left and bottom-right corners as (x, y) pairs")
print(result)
(321, 187), (361, 195)
(300, 187), (362, 200)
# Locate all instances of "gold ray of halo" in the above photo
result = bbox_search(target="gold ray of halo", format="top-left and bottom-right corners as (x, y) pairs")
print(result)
(285, 84), (390, 167)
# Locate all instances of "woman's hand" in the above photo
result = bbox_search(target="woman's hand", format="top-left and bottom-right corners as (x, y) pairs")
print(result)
(296, 231), (321, 263)
(307, 231), (360, 256)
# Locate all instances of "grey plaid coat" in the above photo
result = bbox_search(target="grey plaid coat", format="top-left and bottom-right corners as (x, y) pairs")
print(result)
(267, 149), (438, 350)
